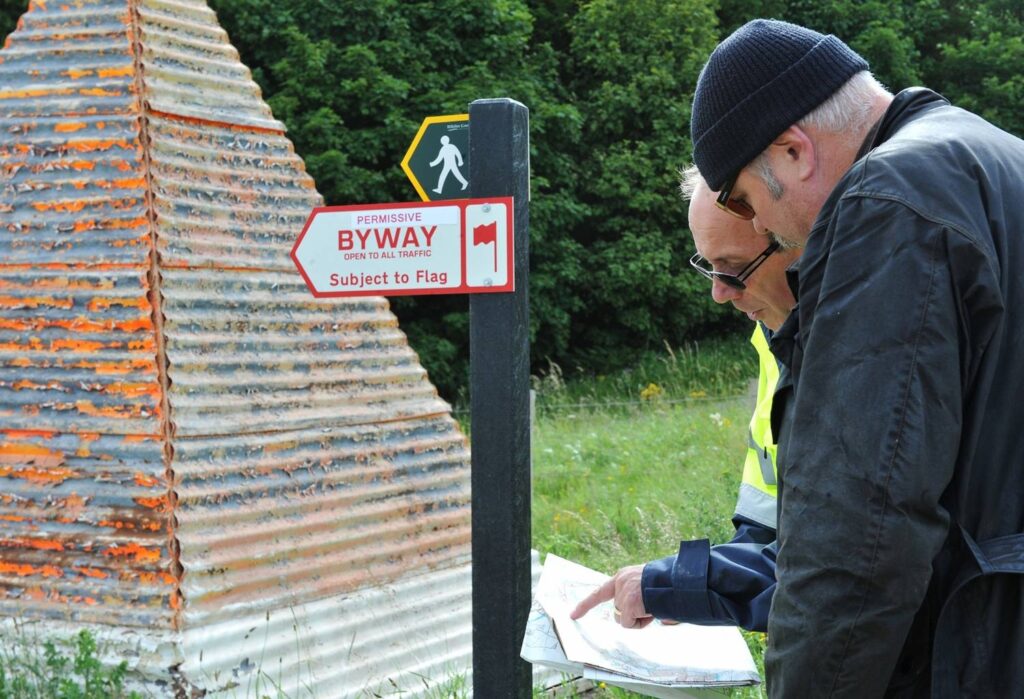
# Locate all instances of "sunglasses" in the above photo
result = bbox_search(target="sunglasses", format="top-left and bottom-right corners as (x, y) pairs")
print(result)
(716, 175), (756, 220)
(689, 240), (780, 290)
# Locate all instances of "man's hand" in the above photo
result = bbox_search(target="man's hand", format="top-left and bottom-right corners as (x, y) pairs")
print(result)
(570, 564), (654, 629)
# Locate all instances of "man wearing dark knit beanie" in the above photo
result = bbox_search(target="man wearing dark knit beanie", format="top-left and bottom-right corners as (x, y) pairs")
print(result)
(687, 18), (1024, 699)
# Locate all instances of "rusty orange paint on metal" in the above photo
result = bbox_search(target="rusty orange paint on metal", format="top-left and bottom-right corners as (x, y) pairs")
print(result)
(10, 379), (60, 391)
(122, 435), (159, 443)
(72, 401), (151, 420)
(55, 121), (88, 132)
(0, 295), (75, 310)
(87, 359), (157, 375)
(133, 495), (168, 511)
(0, 465), (76, 485)
(98, 519), (136, 530)
(1, 430), (53, 440)
(75, 567), (109, 580)
(0, 87), (75, 100)
(48, 338), (121, 352)
(3, 261), (147, 271)
(3, 537), (66, 552)
(134, 472), (161, 488)
(0, 441), (62, 458)
(0, 561), (62, 578)
(135, 571), (176, 586)
(103, 543), (161, 565)
(147, 108), (287, 136)
(3, 317), (152, 334)
(78, 88), (125, 98)
(62, 138), (137, 153)
(86, 296), (150, 312)
(98, 66), (133, 79)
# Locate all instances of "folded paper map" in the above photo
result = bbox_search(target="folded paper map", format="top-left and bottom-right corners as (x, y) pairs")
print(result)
(521, 554), (760, 698)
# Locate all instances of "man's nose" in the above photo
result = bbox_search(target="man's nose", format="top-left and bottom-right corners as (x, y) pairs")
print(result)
(711, 277), (741, 304)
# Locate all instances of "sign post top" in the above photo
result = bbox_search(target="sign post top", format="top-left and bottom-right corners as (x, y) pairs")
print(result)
(401, 114), (470, 202)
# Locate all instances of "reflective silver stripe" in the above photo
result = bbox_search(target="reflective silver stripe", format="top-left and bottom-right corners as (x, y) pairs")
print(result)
(748, 428), (777, 485)
(734, 482), (777, 530)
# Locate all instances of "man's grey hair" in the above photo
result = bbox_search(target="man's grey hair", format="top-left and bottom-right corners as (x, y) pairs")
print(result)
(678, 164), (703, 201)
(750, 153), (785, 200)
(749, 71), (891, 202)
(800, 70), (890, 137)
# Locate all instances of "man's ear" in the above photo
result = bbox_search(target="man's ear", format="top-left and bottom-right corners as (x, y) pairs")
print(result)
(769, 125), (815, 182)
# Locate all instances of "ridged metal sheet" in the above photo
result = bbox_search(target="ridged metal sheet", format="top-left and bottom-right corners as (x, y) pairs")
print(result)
(0, 267), (161, 434)
(0, 0), (175, 629)
(138, 0), (286, 133)
(160, 270), (449, 436)
(0, 0), (472, 674)
(147, 113), (310, 270)
(174, 416), (471, 626)
(0, 428), (175, 627)
(1, 554), (558, 698)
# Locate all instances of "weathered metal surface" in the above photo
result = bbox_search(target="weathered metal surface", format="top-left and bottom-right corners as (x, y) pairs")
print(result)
(0, 0), (175, 628)
(1, 554), (558, 698)
(174, 415), (471, 626)
(0, 0), (472, 674)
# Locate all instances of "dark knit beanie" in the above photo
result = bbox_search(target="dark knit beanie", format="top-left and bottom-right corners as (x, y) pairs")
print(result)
(691, 19), (869, 191)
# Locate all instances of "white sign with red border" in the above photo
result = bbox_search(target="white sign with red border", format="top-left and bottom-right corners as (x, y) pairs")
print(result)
(291, 198), (514, 298)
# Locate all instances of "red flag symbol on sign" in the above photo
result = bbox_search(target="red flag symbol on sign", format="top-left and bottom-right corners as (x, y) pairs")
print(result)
(473, 221), (498, 272)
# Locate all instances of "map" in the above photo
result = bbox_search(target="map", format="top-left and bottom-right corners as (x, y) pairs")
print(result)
(521, 554), (760, 697)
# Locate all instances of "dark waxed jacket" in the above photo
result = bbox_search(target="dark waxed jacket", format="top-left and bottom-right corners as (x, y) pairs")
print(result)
(768, 88), (1024, 697)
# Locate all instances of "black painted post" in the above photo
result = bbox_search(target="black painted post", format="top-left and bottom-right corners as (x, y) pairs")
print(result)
(468, 98), (531, 697)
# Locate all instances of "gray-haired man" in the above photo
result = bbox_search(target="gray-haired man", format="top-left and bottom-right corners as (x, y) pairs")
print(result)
(692, 18), (1024, 697)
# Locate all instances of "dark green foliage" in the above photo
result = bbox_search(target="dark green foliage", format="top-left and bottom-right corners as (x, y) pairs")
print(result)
(0, 0), (24, 39)
(1, 1), (1022, 399)
(561, 0), (735, 370)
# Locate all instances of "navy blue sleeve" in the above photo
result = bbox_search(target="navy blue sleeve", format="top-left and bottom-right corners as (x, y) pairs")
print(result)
(640, 532), (777, 632)
(731, 516), (777, 545)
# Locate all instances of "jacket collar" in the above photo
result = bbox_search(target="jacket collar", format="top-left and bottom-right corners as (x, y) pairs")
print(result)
(855, 87), (950, 160)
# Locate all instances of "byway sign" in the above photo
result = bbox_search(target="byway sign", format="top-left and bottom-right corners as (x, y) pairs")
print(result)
(291, 198), (513, 298)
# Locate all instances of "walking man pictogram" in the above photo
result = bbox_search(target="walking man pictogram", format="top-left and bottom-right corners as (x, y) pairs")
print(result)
(429, 135), (469, 194)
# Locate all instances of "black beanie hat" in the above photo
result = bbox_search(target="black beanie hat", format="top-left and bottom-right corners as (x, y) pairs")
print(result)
(691, 19), (869, 191)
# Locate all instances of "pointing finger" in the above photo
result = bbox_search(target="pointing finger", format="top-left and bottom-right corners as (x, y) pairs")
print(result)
(570, 579), (615, 620)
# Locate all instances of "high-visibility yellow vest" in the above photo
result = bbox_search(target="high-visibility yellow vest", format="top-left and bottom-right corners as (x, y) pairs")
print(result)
(733, 323), (779, 529)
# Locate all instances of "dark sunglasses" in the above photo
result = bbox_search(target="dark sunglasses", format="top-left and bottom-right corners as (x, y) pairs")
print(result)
(689, 240), (780, 290)
(716, 175), (756, 220)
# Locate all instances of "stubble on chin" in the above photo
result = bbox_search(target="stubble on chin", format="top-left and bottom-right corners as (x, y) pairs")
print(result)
(768, 229), (804, 250)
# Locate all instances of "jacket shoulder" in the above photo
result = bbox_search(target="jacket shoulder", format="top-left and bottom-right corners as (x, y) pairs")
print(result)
(841, 104), (1024, 247)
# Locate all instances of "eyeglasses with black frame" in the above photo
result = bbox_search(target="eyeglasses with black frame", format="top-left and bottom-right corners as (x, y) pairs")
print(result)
(716, 174), (756, 220)
(689, 240), (780, 291)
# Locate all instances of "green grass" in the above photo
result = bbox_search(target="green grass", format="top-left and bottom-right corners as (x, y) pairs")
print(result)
(0, 626), (141, 699)
(533, 399), (749, 568)
(532, 334), (753, 414)
(531, 331), (767, 698)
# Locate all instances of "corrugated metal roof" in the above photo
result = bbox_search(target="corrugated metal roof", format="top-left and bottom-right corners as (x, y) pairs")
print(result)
(1, 3), (472, 683)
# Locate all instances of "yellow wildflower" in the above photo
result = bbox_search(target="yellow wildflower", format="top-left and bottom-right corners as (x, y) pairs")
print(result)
(640, 382), (664, 400)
